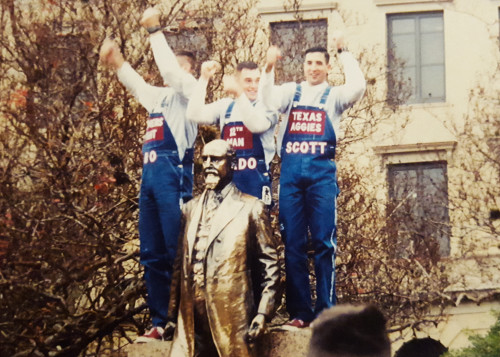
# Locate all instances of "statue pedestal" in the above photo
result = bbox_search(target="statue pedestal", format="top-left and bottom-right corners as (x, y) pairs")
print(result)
(121, 327), (312, 356)
(124, 341), (168, 357)
(256, 327), (312, 356)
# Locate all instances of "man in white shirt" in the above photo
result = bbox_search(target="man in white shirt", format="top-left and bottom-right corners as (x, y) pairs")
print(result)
(186, 60), (278, 206)
(261, 34), (366, 328)
(99, 8), (197, 342)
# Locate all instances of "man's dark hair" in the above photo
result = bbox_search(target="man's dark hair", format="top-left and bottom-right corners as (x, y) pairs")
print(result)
(307, 305), (391, 357)
(395, 338), (448, 357)
(305, 46), (330, 63)
(175, 50), (196, 71)
(236, 61), (259, 72)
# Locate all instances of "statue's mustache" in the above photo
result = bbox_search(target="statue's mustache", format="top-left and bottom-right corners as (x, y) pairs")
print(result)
(204, 168), (219, 176)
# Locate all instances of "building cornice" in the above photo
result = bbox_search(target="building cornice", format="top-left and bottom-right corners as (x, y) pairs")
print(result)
(258, 1), (337, 15)
(374, 0), (453, 6)
(373, 141), (457, 155)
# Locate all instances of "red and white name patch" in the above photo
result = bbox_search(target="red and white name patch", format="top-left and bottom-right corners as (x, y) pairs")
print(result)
(144, 115), (164, 143)
(288, 109), (325, 135)
(223, 124), (253, 150)
(236, 157), (257, 171)
(285, 141), (327, 155)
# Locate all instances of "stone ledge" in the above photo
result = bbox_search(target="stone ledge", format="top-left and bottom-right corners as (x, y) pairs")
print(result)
(123, 341), (169, 357)
(121, 328), (312, 357)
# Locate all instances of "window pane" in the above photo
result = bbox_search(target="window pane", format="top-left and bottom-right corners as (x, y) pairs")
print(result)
(403, 66), (417, 100)
(420, 15), (444, 33)
(392, 17), (415, 34)
(392, 169), (417, 200)
(388, 162), (450, 258)
(420, 166), (450, 256)
(387, 12), (445, 104)
(421, 33), (444, 65)
(421, 167), (446, 197)
(421, 65), (445, 100)
(392, 33), (416, 66)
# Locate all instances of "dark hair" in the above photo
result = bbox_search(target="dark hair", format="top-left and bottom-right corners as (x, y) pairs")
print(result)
(305, 46), (330, 63)
(236, 61), (259, 72)
(395, 338), (448, 357)
(175, 50), (196, 70)
(308, 305), (391, 357)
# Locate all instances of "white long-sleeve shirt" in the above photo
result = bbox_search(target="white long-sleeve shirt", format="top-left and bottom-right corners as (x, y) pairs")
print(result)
(186, 77), (279, 168)
(116, 32), (198, 160)
(260, 52), (366, 154)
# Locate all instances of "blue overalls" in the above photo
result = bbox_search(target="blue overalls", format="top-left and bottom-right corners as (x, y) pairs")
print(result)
(139, 111), (191, 327)
(279, 85), (339, 322)
(221, 102), (272, 205)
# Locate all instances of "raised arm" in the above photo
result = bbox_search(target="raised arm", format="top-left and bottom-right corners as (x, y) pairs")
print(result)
(331, 31), (366, 113)
(99, 38), (163, 112)
(140, 7), (196, 97)
(223, 75), (272, 133)
(260, 45), (296, 113)
(185, 60), (222, 124)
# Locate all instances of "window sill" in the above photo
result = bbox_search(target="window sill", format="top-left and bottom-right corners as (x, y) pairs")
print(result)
(399, 100), (450, 110)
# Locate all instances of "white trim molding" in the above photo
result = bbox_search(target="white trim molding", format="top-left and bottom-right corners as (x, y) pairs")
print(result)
(258, 1), (337, 15)
(374, 141), (456, 155)
(374, 141), (457, 164)
(374, 0), (453, 6)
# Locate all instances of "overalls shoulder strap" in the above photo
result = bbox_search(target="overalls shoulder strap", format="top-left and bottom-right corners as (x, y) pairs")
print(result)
(221, 100), (236, 132)
(319, 86), (331, 108)
(225, 101), (236, 119)
(292, 84), (302, 104)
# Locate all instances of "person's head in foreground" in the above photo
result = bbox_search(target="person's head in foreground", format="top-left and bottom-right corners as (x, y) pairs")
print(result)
(394, 337), (447, 357)
(307, 304), (391, 357)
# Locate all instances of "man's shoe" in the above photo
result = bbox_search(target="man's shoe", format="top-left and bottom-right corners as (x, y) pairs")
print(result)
(135, 326), (165, 343)
(279, 318), (310, 331)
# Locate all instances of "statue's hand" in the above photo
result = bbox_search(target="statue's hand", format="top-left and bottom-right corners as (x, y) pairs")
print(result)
(247, 313), (266, 342)
(162, 320), (176, 341)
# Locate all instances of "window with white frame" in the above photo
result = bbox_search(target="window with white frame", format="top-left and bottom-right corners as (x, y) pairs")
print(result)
(388, 161), (450, 258)
(387, 12), (445, 104)
(270, 19), (328, 83)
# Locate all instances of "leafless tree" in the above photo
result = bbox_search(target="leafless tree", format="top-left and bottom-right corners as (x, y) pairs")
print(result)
(2, 0), (495, 355)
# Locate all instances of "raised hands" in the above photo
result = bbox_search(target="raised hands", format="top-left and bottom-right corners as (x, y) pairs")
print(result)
(200, 60), (221, 81)
(99, 38), (124, 70)
(222, 74), (243, 98)
(331, 31), (346, 52)
(140, 7), (161, 29)
(265, 45), (282, 73)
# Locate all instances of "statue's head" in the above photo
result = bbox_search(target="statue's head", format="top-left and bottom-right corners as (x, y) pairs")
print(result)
(201, 140), (235, 191)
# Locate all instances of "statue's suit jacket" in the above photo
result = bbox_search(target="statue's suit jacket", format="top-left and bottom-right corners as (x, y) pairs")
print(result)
(168, 183), (280, 357)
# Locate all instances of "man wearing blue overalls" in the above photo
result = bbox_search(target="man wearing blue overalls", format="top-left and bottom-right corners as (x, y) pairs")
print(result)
(186, 61), (277, 206)
(261, 34), (366, 328)
(99, 8), (197, 342)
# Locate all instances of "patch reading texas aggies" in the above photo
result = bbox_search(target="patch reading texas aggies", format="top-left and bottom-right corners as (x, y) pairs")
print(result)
(222, 123), (253, 150)
(288, 109), (326, 135)
(144, 113), (165, 143)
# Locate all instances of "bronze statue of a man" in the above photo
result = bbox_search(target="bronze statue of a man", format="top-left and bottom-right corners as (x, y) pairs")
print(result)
(167, 139), (280, 357)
